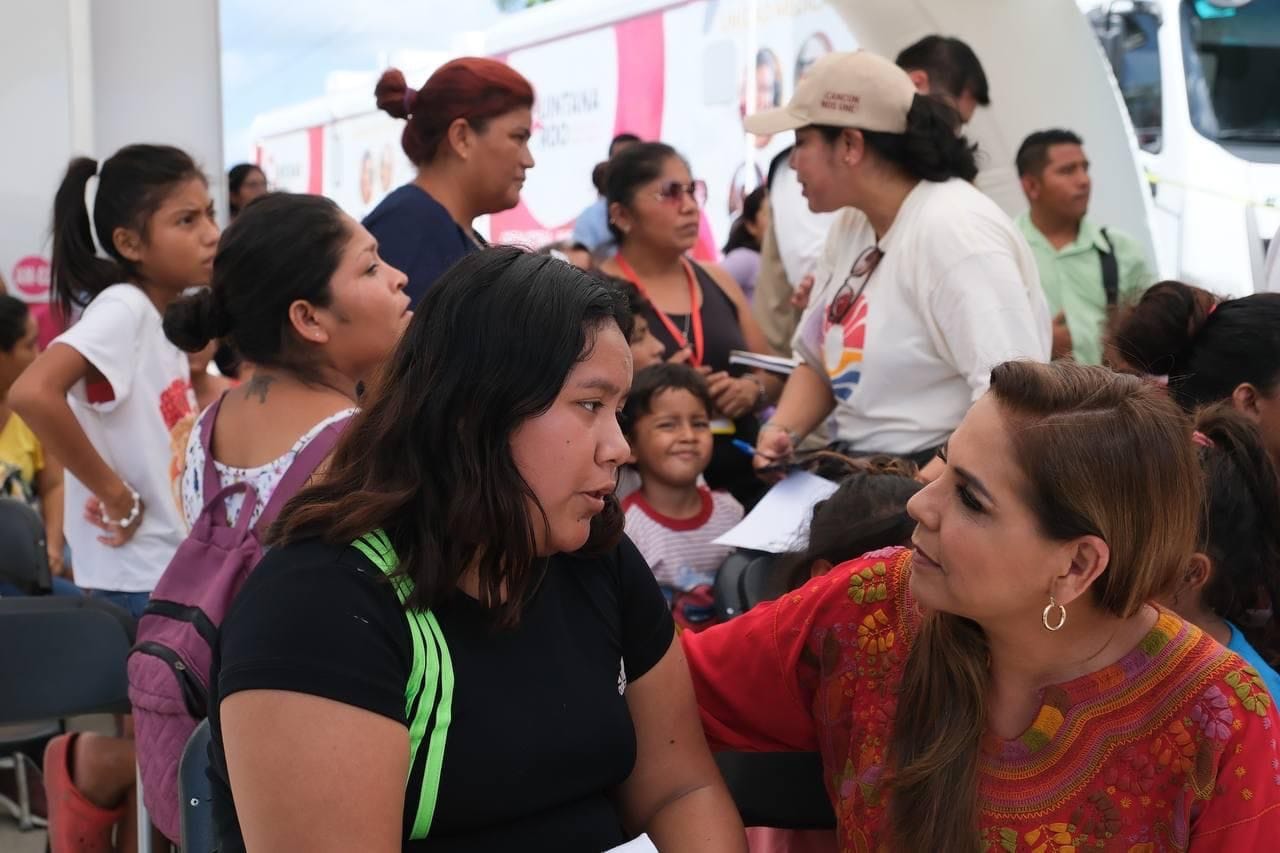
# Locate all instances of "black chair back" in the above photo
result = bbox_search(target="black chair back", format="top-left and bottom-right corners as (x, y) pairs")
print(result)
(0, 597), (133, 723)
(0, 497), (51, 595)
(713, 550), (784, 620)
(739, 554), (782, 611)
(180, 719), (216, 853)
(715, 751), (836, 829)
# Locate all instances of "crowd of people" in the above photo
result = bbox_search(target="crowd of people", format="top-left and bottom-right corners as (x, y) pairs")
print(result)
(3, 33), (1280, 853)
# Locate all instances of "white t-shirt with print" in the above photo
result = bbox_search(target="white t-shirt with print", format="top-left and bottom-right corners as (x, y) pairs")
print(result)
(792, 178), (1051, 455)
(53, 284), (195, 592)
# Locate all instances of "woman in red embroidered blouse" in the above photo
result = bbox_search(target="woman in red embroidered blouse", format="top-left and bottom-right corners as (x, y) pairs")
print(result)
(684, 361), (1280, 851)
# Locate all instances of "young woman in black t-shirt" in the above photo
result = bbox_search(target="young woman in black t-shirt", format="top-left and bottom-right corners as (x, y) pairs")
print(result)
(209, 247), (746, 852)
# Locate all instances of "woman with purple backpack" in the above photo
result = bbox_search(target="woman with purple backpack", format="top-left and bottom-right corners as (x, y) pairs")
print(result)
(134, 191), (410, 844)
(40, 192), (410, 850)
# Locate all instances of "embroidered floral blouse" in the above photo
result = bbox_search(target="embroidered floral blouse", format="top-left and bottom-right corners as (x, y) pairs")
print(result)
(682, 548), (1280, 851)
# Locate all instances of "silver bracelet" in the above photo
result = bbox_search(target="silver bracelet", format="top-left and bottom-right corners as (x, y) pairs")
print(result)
(100, 486), (142, 529)
(744, 374), (768, 409)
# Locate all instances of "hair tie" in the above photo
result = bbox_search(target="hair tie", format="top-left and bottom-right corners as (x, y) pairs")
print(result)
(402, 88), (416, 117)
(1192, 430), (1215, 449)
(82, 173), (111, 260)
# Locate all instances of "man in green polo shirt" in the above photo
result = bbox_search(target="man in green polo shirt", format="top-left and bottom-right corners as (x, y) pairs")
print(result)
(1015, 129), (1153, 364)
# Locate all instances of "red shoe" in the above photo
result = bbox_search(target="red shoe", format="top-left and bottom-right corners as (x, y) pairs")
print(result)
(42, 734), (125, 853)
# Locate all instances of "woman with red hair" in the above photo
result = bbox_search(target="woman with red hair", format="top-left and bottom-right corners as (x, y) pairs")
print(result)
(364, 58), (535, 304)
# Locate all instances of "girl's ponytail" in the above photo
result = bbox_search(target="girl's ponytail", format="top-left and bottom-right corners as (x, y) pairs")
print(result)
(50, 157), (125, 320)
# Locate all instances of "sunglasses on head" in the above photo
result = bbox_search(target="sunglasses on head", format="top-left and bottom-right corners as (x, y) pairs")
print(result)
(653, 179), (708, 208)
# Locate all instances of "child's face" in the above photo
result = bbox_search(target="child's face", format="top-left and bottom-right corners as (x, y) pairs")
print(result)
(126, 177), (219, 291)
(628, 387), (713, 488)
(629, 315), (666, 371)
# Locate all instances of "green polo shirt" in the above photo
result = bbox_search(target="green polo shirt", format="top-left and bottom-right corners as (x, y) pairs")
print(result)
(1016, 214), (1154, 365)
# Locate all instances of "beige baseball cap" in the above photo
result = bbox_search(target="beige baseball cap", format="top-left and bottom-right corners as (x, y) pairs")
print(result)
(743, 50), (917, 137)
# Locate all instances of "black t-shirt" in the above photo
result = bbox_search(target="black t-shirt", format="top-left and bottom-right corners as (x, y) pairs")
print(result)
(208, 535), (674, 852)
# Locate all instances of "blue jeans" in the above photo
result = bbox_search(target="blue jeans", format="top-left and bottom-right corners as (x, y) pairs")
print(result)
(85, 588), (150, 620)
(0, 577), (84, 598)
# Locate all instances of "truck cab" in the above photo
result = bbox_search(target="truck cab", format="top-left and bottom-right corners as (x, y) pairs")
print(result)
(1086, 0), (1280, 295)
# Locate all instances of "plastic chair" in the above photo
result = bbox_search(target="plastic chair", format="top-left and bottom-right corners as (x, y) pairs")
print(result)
(0, 596), (134, 834)
(712, 550), (779, 621)
(712, 550), (759, 621)
(179, 719), (215, 853)
(0, 496), (52, 595)
(738, 554), (782, 612)
(714, 751), (836, 829)
(0, 724), (55, 830)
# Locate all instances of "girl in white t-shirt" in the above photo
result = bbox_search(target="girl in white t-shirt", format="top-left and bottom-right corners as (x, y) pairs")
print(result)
(12, 145), (218, 616)
(744, 51), (1050, 483)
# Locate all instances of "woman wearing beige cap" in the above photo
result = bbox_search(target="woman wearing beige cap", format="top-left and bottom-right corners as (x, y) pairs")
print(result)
(749, 51), (1051, 482)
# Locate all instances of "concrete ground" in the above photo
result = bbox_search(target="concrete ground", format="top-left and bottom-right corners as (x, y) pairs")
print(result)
(0, 814), (47, 853)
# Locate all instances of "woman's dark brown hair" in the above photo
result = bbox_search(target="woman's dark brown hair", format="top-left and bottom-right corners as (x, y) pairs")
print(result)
(273, 246), (628, 626)
(888, 360), (1201, 851)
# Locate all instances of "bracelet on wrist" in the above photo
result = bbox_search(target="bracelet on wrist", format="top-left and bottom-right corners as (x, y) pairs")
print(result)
(744, 374), (768, 409)
(761, 420), (799, 446)
(100, 486), (142, 529)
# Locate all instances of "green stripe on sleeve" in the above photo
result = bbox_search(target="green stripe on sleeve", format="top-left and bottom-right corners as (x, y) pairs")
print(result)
(409, 610), (453, 838)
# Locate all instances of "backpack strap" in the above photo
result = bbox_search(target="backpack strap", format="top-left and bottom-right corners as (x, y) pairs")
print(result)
(199, 394), (230, 508)
(1098, 227), (1119, 307)
(349, 529), (454, 840)
(252, 413), (352, 536)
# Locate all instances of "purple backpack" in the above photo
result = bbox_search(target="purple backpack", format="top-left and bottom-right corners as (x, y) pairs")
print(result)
(127, 395), (349, 842)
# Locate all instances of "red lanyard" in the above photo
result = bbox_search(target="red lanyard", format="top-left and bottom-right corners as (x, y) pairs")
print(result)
(614, 255), (704, 367)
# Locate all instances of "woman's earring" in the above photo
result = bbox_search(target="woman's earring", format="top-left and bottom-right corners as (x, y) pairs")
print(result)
(1042, 595), (1067, 632)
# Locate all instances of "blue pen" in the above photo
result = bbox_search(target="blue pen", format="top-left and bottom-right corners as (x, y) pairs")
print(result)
(732, 438), (790, 472)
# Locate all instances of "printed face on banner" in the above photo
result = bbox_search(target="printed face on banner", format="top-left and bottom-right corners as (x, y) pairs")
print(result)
(328, 111), (410, 217)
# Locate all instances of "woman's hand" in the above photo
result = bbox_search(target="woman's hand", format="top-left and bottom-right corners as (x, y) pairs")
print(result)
(704, 372), (759, 420)
(790, 274), (815, 310)
(666, 345), (693, 365)
(84, 487), (145, 548)
(754, 422), (795, 483)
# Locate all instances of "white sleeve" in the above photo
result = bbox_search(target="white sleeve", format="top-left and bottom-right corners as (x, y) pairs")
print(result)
(51, 288), (146, 410)
(789, 301), (826, 380)
(925, 252), (1052, 401)
(787, 213), (852, 374)
(772, 169), (836, 285)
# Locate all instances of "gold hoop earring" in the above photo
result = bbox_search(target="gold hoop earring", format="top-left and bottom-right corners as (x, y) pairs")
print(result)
(1042, 595), (1067, 632)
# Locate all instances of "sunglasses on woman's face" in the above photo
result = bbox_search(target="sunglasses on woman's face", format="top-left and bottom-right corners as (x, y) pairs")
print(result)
(653, 180), (708, 208)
